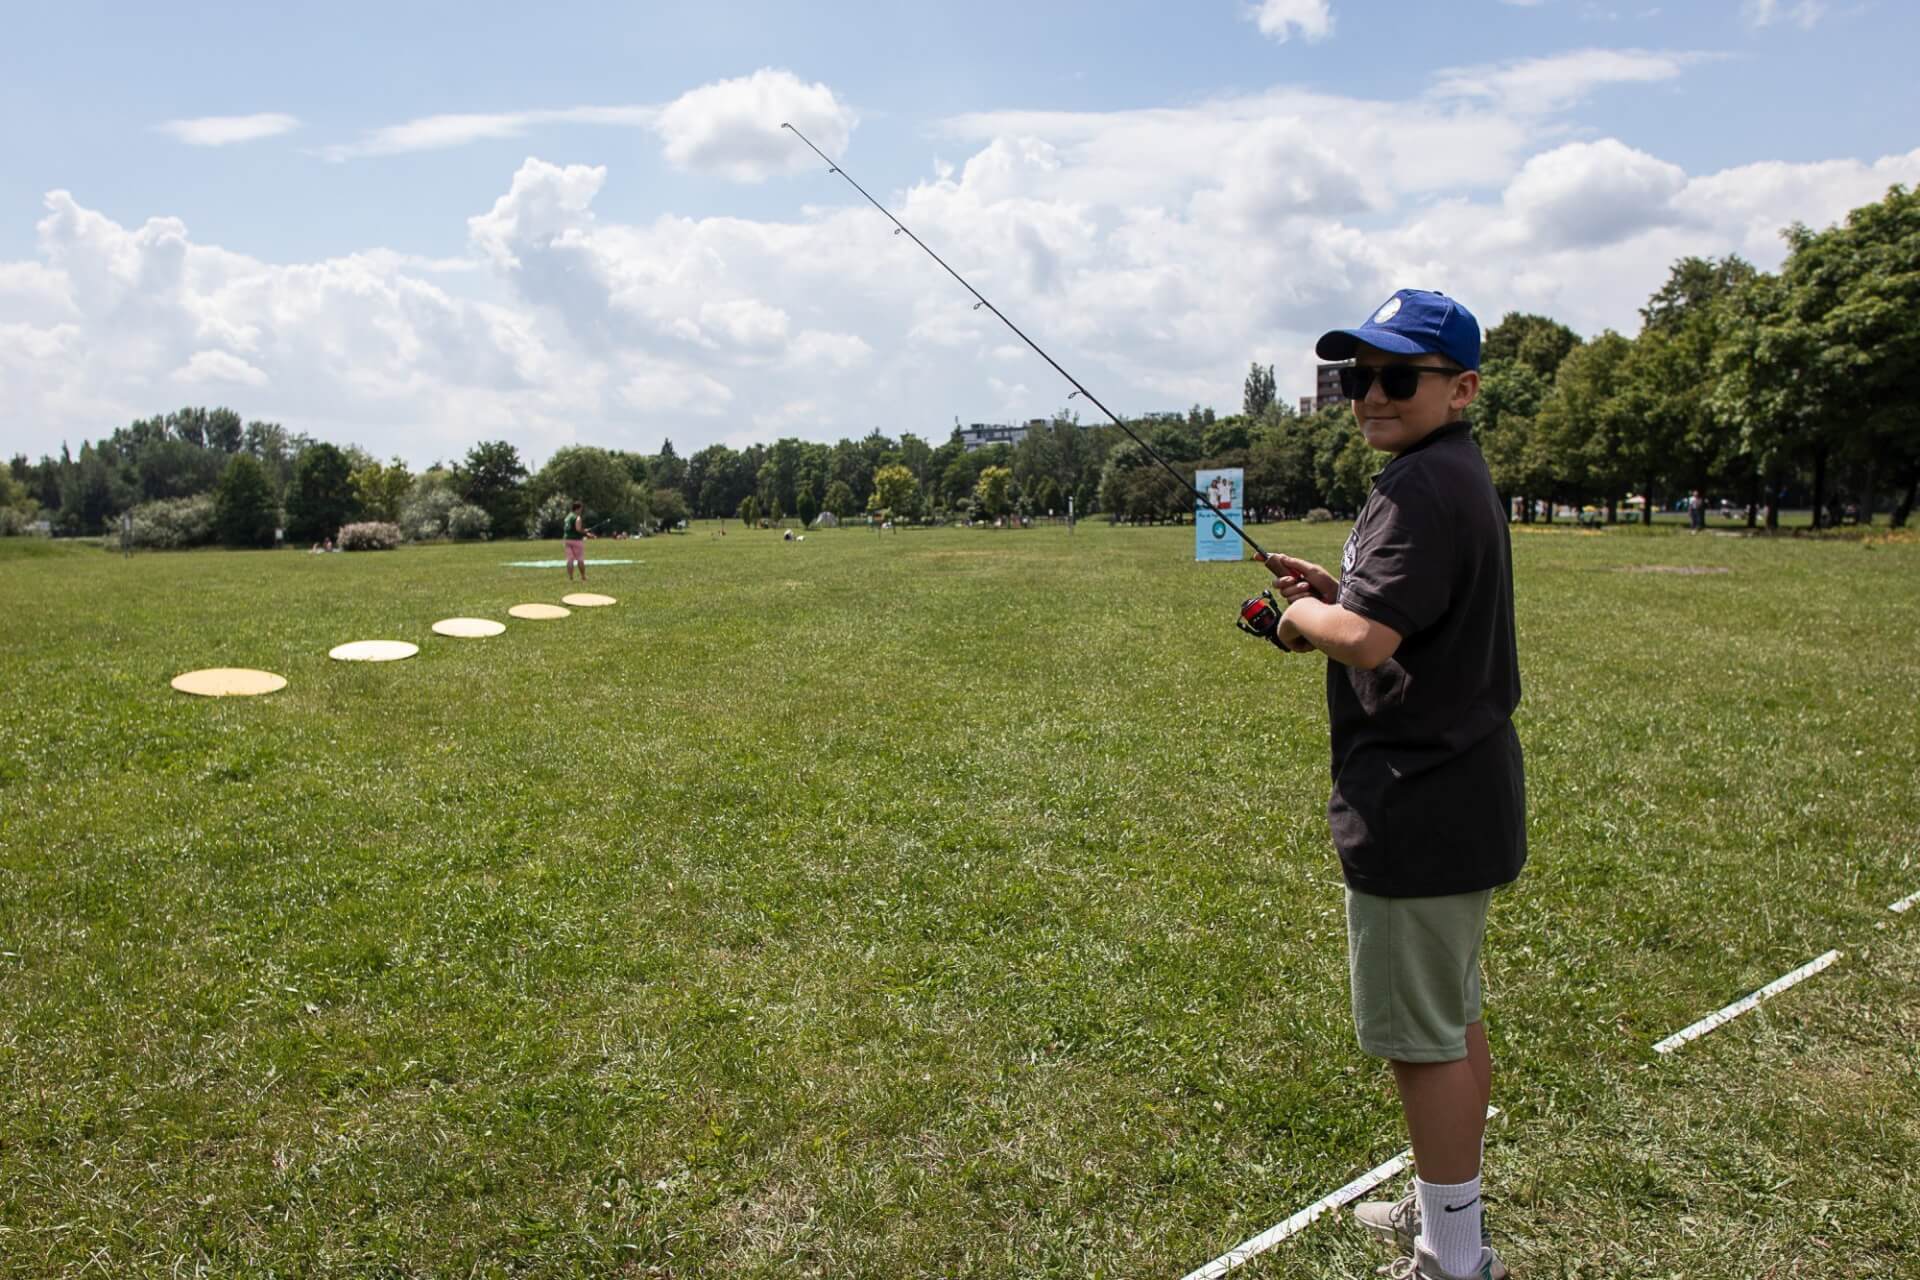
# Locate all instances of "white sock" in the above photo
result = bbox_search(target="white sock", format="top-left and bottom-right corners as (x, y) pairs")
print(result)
(1414, 1173), (1483, 1277)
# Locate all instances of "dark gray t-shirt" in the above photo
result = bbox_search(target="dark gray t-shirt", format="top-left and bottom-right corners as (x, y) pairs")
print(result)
(1326, 422), (1526, 897)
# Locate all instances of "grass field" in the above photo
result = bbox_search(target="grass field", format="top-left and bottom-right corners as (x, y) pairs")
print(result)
(2, 521), (1917, 1278)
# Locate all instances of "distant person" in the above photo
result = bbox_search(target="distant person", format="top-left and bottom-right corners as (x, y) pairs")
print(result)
(1689, 489), (1705, 533)
(563, 501), (593, 581)
(1258, 290), (1522, 1280)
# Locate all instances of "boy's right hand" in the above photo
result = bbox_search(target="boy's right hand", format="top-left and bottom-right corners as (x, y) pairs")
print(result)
(1253, 551), (1337, 604)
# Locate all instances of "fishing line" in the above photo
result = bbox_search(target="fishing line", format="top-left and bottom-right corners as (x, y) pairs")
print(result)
(781, 123), (1268, 560)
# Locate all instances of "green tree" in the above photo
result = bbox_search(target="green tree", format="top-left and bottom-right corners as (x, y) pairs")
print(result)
(869, 463), (919, 520)
(822, 479), (855, 517)
(57, 443), (130, 535)
(130, 437), (223, 503)
(650, 486), (689, 531)
(1535, 332), (1636, 521)
(214, 453), (279, 548)
(1775, 186), (1920, 524)
(460, 440), (529, 534)
(1481, 312), (1582, 381)
(649, 438), (687, 495)
(242, 421), (297, 501)
(1626, 256), (1758, 518)
(530, 446), (650, 534)
(284, 443), (360, 542)
(1475, 356), (1553, 520)
(1243, 361), (1276, 417)
(351, 457), (413, 522)
(974, 465), (1013, 525)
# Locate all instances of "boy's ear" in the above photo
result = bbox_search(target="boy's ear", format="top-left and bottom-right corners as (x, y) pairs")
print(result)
(1450, 371), (1481, 413)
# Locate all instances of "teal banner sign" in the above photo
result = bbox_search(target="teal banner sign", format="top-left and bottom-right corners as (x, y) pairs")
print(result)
(1194, 468), (1245, 562)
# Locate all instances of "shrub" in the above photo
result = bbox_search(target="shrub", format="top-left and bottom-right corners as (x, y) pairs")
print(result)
(1, 503), (44, 537)
(446, 503), (491, 541)
(400, 487), (459, 541)
(1304, 507), (1334, 524)
(337, 521), (401, 551)
(528, 493), (571, 540)
(126, 495), (217, 549)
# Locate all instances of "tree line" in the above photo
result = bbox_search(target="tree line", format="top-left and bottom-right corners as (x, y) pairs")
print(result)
(5, 184), (1912, 543)
(1475, 183), (1918, 528)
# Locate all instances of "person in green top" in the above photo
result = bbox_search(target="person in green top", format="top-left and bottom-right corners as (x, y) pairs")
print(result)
(563, 501), (593, 581)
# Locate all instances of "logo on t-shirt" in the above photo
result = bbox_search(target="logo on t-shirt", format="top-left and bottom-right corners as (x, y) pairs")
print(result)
(1340, 527), (1358, 603)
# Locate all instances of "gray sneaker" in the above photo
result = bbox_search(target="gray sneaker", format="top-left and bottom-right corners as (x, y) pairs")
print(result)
(1353, 1192), (1421, 1252)
(1381, 1244), (1508, 1280)
(1354, 1195), (1503, 1278)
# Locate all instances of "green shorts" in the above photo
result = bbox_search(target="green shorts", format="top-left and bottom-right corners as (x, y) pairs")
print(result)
(1346, 886), (1492, 1063)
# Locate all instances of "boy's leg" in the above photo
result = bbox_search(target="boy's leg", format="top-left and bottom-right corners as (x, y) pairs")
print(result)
(1348, 888), (1503, 1279)
(1391, 1042), (1487, 1184)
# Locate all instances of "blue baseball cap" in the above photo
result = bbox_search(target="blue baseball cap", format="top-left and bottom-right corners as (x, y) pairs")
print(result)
(1315, 289), (1481, 371)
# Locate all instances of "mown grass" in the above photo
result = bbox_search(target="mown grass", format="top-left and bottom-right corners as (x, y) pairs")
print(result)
(0, 521), (1916, 1278)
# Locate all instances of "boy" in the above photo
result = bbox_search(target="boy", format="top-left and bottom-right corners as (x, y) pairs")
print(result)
(1258, 289), (1525, 1280)
(563, 501), (592, 581)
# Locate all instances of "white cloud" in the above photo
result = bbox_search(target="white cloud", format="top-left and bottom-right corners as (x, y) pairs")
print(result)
(156, 113), (301, 146)
(653, 69), (856, 181)
(9, 62), (1920, 471)
(1432, 48), (1704, 115)
(316, 69), (852, 181)
(1246, 0), (1334, 42)
(1743, 0), (1825, 28)
(173, 349), (268, 386)
(1501, 138), (1694, 248)
(319, 107), (655, 162)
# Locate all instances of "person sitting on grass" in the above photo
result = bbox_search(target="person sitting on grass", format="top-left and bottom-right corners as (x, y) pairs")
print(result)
(563, 501), (593, 582)
(1256, 289), (1524, 1280)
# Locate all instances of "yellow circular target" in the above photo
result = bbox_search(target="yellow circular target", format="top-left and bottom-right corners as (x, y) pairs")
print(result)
(432, 617), (507, 638)
(171, 668), (288, 697)
(328, 640), (419, 662)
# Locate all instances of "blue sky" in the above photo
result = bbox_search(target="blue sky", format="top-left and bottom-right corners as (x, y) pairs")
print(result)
(4, 0), (1915, 466)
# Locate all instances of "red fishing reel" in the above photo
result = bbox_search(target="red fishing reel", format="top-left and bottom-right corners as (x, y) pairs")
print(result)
(1237, 589), (1286, 646)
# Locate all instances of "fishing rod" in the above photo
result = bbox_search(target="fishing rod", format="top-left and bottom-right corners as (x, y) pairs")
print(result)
(781, 123), (1268, 562)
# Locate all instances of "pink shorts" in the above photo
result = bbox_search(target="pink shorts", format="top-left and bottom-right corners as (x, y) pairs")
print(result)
(564, 539), (585, 562)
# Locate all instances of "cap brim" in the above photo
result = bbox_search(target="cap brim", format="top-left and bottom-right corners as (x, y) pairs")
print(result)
(1315, 327), (1432, 361)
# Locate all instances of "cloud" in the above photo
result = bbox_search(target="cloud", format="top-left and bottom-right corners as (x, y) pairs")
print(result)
(1432, 48), (1705, 115)
(1501, 138), (1694, 248)
(320, 107), (655, 162)
(173, 349), (268, 386)
(1743, 0), (1825, 28)
(1246, 0), (1334, 42)
(9, 72), (1920, 472)
(316, 69), (853, 180)
(155, 113), (301, 146)
(655, 68), (857, 181)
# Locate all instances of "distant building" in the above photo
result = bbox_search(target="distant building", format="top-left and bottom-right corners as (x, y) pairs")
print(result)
(958, 418), (1073, 451)
(958, 422), (1029, 451)
(1301, 363), (1349, 415)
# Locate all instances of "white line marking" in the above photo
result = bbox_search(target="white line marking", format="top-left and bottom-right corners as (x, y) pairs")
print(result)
(1652, 950), (1842, 1055)
(1179, 1109), (1500, 1280)
(1889, 888), (1920, 913)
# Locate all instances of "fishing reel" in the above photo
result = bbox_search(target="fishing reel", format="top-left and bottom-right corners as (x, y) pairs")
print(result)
(1237, 589), (1287, 647)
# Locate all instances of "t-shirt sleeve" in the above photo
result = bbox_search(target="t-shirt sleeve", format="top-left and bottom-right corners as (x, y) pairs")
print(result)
(1337, 473), (1453, 638)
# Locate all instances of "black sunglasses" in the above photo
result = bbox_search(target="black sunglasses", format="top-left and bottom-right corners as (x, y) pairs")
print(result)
(1337, 363), (1462, 401)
